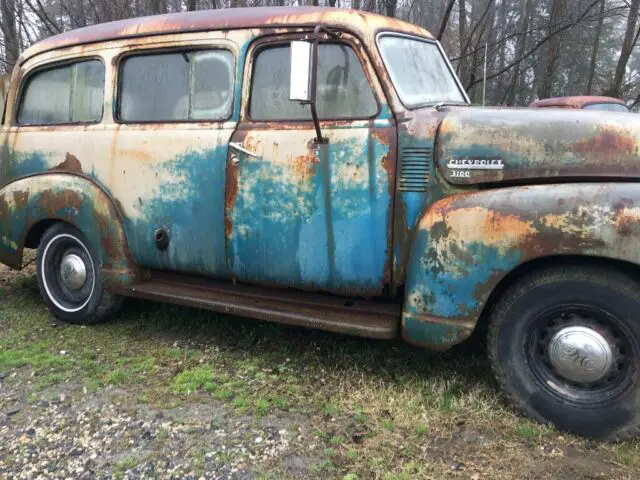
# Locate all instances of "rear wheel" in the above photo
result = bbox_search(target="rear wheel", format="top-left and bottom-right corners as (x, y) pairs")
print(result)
(488, 265), (640, 440)
(36, 223), (122, 324)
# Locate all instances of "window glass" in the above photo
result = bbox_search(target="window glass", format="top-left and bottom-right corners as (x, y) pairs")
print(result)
(378, 35), (466, 108)
(250, 44), (377, 120)
(583, 103), (629, 112)
(118, 50), (233, 122)
(18, 60), (104, 124)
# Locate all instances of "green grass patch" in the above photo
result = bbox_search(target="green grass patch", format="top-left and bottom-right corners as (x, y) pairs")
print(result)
(171, 365), (216, 394)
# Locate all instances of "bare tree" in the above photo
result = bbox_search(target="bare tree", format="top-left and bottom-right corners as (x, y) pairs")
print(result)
(436, 0), (456, 41)
(0, 0), (19, 71)
(538, 0), (568, 99)
(586, 0), (605, 95)
(606, 0), (640, 98)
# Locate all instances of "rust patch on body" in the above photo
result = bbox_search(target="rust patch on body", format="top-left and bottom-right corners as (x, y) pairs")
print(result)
(38, 189), (83, 217)
(572, 128), (636, 157)
(50, 153), (83, 174)
(12, 190), (28, 209)
(224, 161), (238, 238)
(117, 148), (153, 162)
(291, 154), (318, 179)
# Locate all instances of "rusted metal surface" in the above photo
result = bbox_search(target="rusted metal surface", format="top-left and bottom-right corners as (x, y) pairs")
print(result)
(529, 96), (628, 110)
(19, 7), (432, 66)
(122, 271), (400, 339)
(391, 108), (448, 289)
(223, 31), (396, 297)
(225, 122), (394, 297)
(402, 183), (640, 349)
(0, 173), (137, 286)
(437, 107), (640, 186)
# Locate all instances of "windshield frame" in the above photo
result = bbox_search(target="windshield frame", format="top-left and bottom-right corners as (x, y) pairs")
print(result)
(376, 32), (470, 109)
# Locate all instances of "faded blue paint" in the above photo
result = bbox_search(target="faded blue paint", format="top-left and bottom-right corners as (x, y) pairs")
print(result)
(0, 147), (50, 184)
(405, 228), (521, 319)
(402, 227), (522, 347)
(227, 130), (392, 296)
(403, 316), (462, 349)
(392, 129), (444, 281)
(123, 145), (230, 277)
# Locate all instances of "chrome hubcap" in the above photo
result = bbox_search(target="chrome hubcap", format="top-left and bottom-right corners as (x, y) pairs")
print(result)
(59, 253), (87, 290)
(548, 326), (614, 384)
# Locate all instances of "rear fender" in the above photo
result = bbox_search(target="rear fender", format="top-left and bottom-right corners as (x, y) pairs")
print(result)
(0, 173), (137, 287)
(403, 183), (640, 350)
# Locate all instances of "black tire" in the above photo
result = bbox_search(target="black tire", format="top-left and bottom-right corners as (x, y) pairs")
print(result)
(488, 265), (640, 440)
(36, 223), (122, 325)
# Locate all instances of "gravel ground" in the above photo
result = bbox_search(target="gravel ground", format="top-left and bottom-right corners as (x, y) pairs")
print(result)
(1, 375), (314, 479)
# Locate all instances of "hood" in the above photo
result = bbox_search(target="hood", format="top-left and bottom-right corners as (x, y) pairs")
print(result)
(435, 107), (640, 186)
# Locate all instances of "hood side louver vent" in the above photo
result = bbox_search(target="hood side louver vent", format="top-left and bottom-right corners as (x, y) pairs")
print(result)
(399, 147), (432, 192)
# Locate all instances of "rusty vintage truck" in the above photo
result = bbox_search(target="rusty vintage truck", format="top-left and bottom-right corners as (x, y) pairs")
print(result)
(1, 7), (640, 439)
(529, 95), (630, 112)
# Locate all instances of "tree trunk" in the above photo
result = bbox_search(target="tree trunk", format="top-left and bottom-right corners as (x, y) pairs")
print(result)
(457, 0), (468, 83)
(506, 0), (531, 105)
(606, 0), (640, 98)
(352, 0), (360, 10)
(538, 0), (567, 99)
(385, 0), (396, 17)
(0, 0), (19, 72)
(586, 0), (605, 95)
(437, 0), (456, 41)
(490, 0), (508, 104)
(187, 0), (196, 10)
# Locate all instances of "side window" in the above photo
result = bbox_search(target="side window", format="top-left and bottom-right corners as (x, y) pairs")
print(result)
(18, 60), (104, 125)
(250, 43), (377, 121)
(118, 50), (234, 122)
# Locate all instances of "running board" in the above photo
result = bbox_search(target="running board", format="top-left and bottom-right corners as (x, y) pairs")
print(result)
(120, 273), (401, 339)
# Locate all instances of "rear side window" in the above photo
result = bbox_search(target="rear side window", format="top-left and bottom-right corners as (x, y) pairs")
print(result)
(118, 50), (234, 122)
(18, 60), (104, 125)
(250, 44), (377, 120)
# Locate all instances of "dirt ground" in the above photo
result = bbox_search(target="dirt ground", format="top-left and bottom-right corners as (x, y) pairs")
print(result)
(1, 260), (640, 479)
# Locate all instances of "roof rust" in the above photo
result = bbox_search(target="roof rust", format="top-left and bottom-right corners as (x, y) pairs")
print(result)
(529, 96), (627, 109)
(20, 7), (432, 64)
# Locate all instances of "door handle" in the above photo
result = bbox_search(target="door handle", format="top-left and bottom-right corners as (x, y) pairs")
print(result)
(229, 142), (258, 158)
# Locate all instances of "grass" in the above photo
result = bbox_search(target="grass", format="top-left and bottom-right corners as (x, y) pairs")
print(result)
(2, 268), (640, 479)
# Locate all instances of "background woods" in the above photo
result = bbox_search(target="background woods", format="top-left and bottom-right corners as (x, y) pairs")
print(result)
(0, 0), (638, 107)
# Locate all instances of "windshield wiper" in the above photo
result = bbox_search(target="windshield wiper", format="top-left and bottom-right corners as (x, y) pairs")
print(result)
(433, 101), (470, 110)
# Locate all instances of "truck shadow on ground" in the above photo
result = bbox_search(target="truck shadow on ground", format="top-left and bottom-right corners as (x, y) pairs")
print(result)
(114, 294), (493, 391)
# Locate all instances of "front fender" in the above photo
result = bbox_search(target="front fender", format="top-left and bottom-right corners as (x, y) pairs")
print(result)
(0, 173), (138, 287)
(403, 183), (640, 350)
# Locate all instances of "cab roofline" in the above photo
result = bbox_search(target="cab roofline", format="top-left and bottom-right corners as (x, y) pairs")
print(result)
(19, 7), (433, 65)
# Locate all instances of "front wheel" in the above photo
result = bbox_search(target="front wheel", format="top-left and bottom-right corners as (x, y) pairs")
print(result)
(488, 265), (640, 440)
(36, 223), (122, 324)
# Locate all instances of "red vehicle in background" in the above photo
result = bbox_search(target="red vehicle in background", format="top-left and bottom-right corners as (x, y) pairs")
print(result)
(529, 95), (629, 112)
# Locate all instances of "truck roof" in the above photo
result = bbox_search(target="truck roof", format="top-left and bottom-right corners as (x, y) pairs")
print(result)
(19, 7), (432, 65)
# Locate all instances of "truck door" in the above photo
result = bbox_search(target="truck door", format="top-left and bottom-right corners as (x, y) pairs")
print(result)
(109, 39), (239, 278)
(225, 34), (396, 297)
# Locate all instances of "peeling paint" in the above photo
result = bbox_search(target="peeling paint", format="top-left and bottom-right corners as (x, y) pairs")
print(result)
(403, 183), (640, 349)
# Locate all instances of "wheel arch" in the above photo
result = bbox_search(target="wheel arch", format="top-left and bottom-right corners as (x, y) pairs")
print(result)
(0, 173), (138, 287)
(402, 183), (640, 351)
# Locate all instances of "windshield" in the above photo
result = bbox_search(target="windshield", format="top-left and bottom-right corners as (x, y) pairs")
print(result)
(583, 103), (629, 112)
(378, 35), (467, 108)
